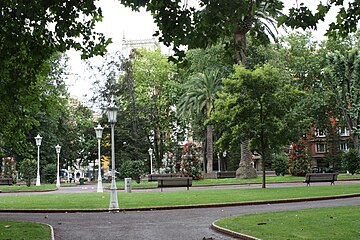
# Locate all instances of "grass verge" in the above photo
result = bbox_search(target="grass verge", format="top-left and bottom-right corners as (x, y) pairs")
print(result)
(215, 205), (360, 240)
(0, 220), (52, 240)
(0, 184), (359, 210)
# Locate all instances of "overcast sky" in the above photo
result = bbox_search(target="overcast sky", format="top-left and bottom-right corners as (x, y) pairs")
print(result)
(65, 0), (341, 100)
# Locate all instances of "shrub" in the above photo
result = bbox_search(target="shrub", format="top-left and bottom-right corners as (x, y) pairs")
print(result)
(19, 158), (37, 187)
(159, 151), (178, 174)
(341, 149), (360, 175)
(180, 142), (202, 179)
(120, 160), (146, 183)
(272, 153), (288, 176)
(288, 139), (312, 176)
(43, 163), (57, 184)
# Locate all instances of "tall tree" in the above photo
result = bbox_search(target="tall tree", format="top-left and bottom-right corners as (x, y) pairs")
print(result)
(214, 64), (303, 187)
(0, 1), (110, 160)
(178, 70), (222, 173)
(325, 49), (360, 154)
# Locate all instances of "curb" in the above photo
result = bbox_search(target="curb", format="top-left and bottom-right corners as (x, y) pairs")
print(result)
(43, 222), (55, 240)
(211, 222), (260, 240)
(0, 193), (359, 213)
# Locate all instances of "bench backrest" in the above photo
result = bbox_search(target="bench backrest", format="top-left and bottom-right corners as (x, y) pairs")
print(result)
(305, 173), (338, 181)
(157, 177), (192, 187)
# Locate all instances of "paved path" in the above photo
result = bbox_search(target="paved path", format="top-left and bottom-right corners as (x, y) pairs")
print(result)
(0, 197), (360, 240)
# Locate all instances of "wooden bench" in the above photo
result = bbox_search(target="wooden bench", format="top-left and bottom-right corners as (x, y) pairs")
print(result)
(157, 177), (192, 192)
(304, 173), (338, 186)
(0, 178), (13, 185)
(148, 173), (181, 182)
(216, 171), (236, 178)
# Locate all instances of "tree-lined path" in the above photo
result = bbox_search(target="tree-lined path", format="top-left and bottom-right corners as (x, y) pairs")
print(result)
(0, 196), (359, 239)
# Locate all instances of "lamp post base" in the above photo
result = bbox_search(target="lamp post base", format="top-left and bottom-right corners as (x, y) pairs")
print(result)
(97, 178), (103, 193)
(109, 178), (119, 209)
(36, 176), (41, 186)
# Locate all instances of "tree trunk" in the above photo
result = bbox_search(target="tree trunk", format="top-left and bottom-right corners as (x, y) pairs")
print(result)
(206, 125), (213, 173)
(236, 139), (257, 179)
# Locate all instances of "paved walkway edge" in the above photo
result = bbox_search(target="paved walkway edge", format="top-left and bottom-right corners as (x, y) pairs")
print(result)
(1, 193), (359, 213)
(211, 222), (260, 240)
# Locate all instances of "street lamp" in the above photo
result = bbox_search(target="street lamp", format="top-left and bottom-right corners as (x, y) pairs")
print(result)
(94, 124), (104, 193)
(148, 148), (153, 174)
(34, 134), (42, 186)
(55, 145), (61, 189)
(107, 99), (119, 209)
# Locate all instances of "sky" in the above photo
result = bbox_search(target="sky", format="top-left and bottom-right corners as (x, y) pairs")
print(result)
(65, 0), (342, 100)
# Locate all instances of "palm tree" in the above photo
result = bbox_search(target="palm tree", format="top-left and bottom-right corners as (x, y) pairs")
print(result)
(178, 70), (222, 173)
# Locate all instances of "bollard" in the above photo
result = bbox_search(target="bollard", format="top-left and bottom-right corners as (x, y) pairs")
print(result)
(124, 178), (132, 193)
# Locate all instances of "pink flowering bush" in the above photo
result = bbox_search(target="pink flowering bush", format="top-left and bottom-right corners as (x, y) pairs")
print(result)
(288, 139), (312, 176)
(180, 142), (202, 179)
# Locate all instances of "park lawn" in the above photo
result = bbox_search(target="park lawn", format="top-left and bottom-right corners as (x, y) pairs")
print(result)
(110, 173), (360, 189)
(0, 184), (359, 210)
(0, 184), (57, 192)
(0, 220), (52, 240)
(215, 205), (360, 240)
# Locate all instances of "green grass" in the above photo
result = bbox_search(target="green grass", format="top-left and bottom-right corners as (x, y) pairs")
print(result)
(110, 173), (360, 188)
(0, 220), (52, 240)
(1, 174), (359, 192)
(215, 205), (360, 239)
(0, 184), (57, 192)
(0, 184), (359, 210)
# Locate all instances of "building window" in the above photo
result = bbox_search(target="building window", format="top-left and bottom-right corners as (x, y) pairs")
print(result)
(315, 128), (326, 137)
(339, 127), (350, 136)
(316, 143), (327, 153)
(340, 143), (349, 152)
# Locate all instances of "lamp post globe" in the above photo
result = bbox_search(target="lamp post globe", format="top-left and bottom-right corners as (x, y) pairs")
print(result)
(55, 145), (61, 189)
(107, 99), (119, 209)
(148, 148), (153, 174)
(94, 124), (104, 193)
(34, 134), (42, 186)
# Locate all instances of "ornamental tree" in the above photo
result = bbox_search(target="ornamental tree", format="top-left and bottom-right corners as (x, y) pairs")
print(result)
(288, 140), (312, 176)
(180, 142), (202, 179)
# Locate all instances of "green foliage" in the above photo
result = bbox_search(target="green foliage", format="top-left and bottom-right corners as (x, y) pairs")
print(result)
(19, 158), (37, 187)
(281, 1), (359, 39)
(120, 0), (284, 63)
(288, 140), (312, 176)
(120, 160), (146, 183)
(43, 164), (57, 184)
(180, 142), (202, 179)
(325, 49), (360, 153)
(272, 153), (289, 176)
(0, 1), (110, 159)
(215, 64), (304, 159)
(341, 149), (360, 175)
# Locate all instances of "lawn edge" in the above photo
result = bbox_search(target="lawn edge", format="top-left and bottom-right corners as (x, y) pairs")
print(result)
(211, 221), (260, 240)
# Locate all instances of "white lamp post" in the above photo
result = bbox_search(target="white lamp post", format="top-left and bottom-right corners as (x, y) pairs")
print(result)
(55, 145), (61, 189)
(220, 150), (227, 172)
(94, 124), (104, 193)
(34, 134), (42, 186)
(107, 99), (119, 209)
(148, 148), (153, 174)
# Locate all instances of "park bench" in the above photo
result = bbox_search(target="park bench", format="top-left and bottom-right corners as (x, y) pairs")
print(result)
(0, 178), (13, 185)
(148, 173), (181, 182)
(304, 173), (338, 186)
(216, 171), (236, 178)
(157, 177), (192, 192)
